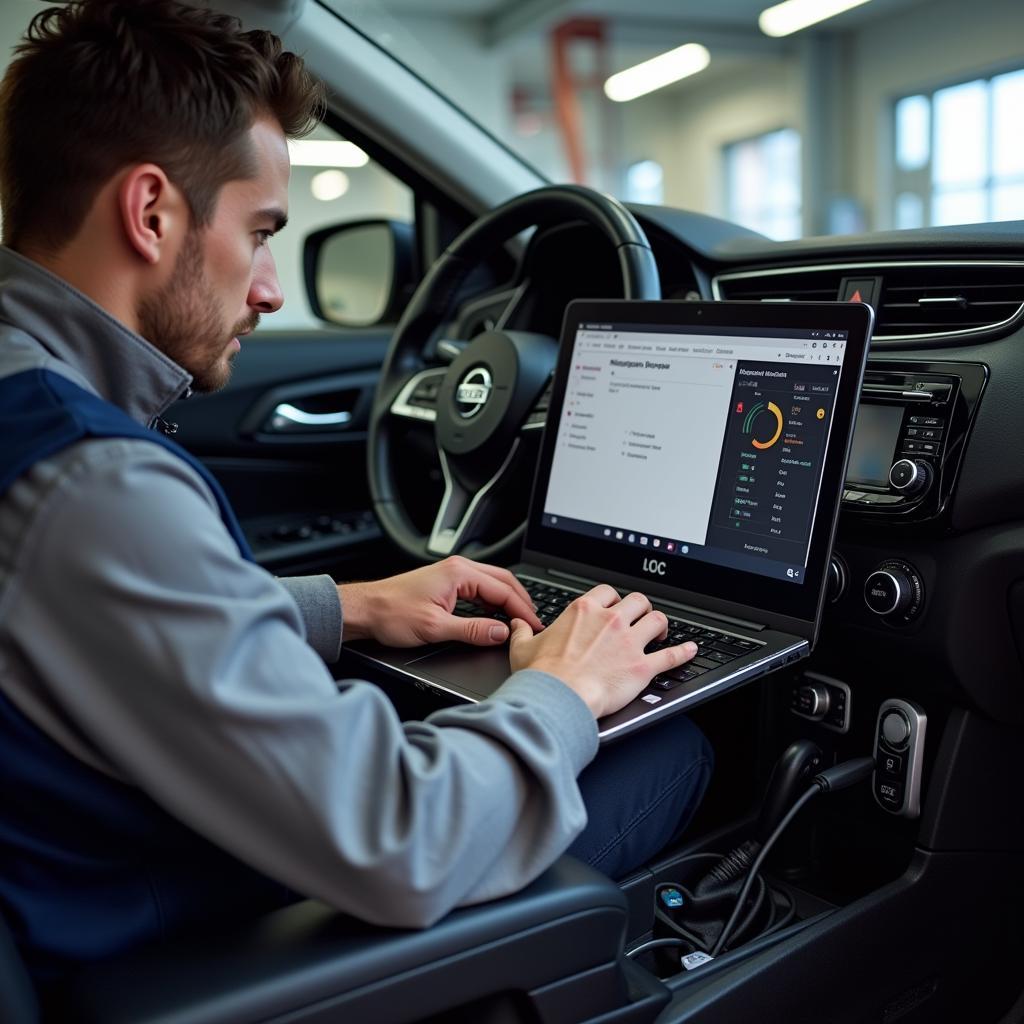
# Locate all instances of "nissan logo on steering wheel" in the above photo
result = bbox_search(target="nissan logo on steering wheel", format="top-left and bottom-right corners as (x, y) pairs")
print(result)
(454, 366), (493, 418)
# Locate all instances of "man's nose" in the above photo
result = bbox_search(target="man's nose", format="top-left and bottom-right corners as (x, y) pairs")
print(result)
(249, 249), (284, 313)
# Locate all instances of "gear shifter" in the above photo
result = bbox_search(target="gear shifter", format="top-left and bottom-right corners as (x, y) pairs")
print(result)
(756, 739), (823, 843)
(694, 740), (823, 897)
(679, 741), (824, 949)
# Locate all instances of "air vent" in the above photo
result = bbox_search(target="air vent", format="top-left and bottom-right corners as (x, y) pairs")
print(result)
(713, 261), (1024, 341)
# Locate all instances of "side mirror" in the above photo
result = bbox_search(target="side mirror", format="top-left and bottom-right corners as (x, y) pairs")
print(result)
(303, 219), (414, 328)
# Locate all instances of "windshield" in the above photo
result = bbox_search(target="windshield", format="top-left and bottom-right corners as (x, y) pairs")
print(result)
(341, 0), (1024, 241)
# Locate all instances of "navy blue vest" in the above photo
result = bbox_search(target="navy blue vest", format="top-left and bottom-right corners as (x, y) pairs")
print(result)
(0, 369), (293, 986)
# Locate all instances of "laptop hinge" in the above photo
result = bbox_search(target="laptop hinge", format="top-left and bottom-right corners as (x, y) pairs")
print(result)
(546, 568), (768, 632)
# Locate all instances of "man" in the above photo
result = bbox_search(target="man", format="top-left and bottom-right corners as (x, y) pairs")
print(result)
(0, 0), (711, 989)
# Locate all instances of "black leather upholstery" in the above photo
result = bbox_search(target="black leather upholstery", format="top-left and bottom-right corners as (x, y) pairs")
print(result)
(17, 857), (668, 1024)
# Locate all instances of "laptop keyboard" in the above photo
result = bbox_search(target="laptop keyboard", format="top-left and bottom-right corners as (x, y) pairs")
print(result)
(452, 576), (762, 693)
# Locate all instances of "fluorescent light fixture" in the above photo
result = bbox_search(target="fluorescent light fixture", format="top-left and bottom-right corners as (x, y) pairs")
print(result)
(287, 140), (368, 167)
(311, 169), (350, 201)
(604, 43), (710, 103)
(759, 0), (873, 37)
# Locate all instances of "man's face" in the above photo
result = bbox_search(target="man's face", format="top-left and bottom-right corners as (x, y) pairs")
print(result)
(138, 118), (289, 393)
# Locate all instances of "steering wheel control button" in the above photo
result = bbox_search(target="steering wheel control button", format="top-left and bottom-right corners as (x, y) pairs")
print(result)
(881, 710), (911, 749)
(864, 559), (925, 624)
(874, 698), (926, 818)
(789, 673), (850, 732)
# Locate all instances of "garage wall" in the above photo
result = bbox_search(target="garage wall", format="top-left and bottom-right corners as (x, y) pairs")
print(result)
(619, 57), (802, 219)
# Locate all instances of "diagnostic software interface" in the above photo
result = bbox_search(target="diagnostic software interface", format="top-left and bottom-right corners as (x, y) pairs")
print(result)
(541, 321), (849, 584)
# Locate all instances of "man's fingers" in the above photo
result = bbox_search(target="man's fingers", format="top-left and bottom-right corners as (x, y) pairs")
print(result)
(615, 591), (653, 624)
(631, 609), (669, 647)
(470, 562), (537, 613)
(580, 583), (620, 608)
(462, 571), (543, 631)
(646, 641), (699, 676)
(439, 613), (510, 647)
(508, 617), (534, 647)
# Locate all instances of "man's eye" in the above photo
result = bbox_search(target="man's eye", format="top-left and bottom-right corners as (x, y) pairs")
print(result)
(255, 230), (274, 247)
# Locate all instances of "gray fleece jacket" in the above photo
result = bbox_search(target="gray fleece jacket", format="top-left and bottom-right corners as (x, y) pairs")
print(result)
(0, 245), (598, 928)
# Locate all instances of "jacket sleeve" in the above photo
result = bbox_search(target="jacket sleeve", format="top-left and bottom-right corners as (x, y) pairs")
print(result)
(5, 438), (599, 927)
(276, 575), (342, 663)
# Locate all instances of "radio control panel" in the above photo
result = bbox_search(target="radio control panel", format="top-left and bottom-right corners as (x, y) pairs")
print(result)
(842, 360), (987, 522)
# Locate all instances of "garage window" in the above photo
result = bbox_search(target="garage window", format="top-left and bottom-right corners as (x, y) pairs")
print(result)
(723, 128), (802, 241)
(893, 68), (1024, 228)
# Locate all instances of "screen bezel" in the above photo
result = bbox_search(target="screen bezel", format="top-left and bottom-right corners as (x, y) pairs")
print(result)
(521, 298), (874, 632)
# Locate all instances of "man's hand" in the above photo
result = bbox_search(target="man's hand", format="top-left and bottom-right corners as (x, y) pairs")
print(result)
(508, 585), (698, 720)
(339, 556), (543, 647)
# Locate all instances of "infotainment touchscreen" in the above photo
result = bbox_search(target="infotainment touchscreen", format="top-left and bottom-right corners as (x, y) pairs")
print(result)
(539, 321), (849, 585)
(846, 404), (903, 488)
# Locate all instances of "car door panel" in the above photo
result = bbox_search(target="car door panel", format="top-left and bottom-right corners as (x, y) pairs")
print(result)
(167, 328), (399, 578)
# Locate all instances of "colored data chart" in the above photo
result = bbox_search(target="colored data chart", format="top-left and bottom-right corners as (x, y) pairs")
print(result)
(742, 401), (784, 450)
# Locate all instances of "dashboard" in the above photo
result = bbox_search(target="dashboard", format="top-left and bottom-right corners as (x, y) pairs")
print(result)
(492, 210), (1024, 729)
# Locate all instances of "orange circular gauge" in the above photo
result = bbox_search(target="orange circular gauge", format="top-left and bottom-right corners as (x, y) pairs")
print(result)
(749, 401), (783, 450)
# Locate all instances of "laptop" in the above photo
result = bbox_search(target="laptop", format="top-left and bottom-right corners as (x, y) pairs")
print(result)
(350, 299), (873, 742)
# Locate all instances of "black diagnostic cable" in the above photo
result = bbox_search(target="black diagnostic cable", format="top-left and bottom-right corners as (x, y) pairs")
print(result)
(710, 757), (875, 956)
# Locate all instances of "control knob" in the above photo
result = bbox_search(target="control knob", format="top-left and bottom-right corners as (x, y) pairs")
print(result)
(794, 683), (831, 721)
(864, 559), (925, 622)
(827, 555), (847, 604)
(889, 459), (932, 497)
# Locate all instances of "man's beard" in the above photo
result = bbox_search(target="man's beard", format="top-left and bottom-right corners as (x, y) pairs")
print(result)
(137, 229), (252, 394)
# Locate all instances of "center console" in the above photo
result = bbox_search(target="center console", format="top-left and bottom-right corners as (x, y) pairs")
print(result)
(840, 360), (987, 522)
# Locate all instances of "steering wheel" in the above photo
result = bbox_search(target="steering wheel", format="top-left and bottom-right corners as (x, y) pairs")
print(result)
(368, 184), (661, 563)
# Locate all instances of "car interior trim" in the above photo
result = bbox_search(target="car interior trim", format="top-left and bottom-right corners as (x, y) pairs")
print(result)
(711, 259), (1024, 343)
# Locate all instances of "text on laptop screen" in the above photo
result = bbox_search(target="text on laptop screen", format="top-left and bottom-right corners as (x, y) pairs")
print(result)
(540, 322), (849, 584)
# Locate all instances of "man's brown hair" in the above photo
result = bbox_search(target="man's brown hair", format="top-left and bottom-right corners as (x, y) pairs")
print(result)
(0, 0), (325, 252)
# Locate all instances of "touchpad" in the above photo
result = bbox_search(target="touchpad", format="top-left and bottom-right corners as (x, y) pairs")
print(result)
(410, 645), (512, 699)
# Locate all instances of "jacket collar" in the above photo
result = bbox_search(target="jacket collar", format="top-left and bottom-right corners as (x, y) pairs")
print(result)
(0, 246), (192, 427)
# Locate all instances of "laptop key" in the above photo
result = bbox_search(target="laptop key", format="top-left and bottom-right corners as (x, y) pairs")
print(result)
(660, 665), (703, 684)
(709, 640), (748, 657)
(652, 676), (682, 691)
(702, 649), (734, 665)
(691, 655), (721, 671)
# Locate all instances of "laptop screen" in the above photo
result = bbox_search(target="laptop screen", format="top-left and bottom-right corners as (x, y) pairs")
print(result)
(523, 300), (873, 632)
(541, 321), (847, 585)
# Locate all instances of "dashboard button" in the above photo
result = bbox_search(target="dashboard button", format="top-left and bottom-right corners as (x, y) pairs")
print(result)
(875, 778), (903, 807)
(879, 751), (903, 777)
(881, 709), (912, 748)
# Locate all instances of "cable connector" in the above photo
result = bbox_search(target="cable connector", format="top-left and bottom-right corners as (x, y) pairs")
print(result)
(813, 757), (875, 793)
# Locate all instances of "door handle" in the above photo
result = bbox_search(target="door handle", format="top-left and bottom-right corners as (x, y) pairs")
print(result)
(265, 403), (352, 432)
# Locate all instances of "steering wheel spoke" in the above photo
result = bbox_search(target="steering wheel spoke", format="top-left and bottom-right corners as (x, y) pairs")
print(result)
(427, 443), (521, 557)
(521, 372), (554, 433)
(390, 367), (446, 423)
(370, 184), (660, 562)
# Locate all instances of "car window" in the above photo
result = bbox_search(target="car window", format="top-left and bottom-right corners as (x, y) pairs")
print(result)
(340, 0), (1024, 240)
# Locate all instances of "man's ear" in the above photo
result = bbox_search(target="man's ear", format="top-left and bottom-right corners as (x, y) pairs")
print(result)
(117, 164), (187, 265)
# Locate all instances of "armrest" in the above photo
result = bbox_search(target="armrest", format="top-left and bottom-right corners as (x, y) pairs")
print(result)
(65, 857), (663, 1024)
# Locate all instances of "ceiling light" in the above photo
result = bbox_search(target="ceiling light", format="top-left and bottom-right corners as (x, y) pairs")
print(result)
(311, 169), (350, 201)
(759, 0), (873, 37)
(604, 43), (710, 103)
(288, 140), (368, 167)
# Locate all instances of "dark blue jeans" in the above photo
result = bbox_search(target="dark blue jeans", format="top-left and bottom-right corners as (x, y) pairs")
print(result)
(568, 714), (713, 880)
